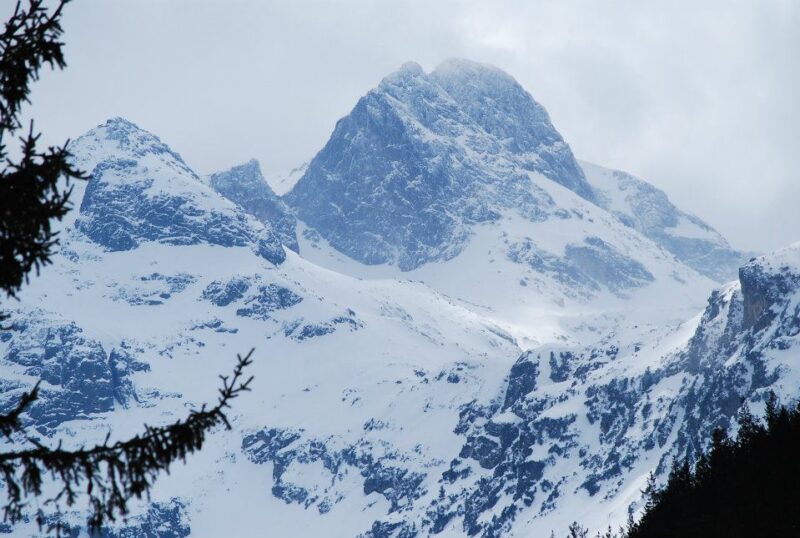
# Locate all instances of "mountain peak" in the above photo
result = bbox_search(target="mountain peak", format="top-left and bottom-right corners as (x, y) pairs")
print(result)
(102, 115), (139, 128)
(225, 158), (262, 176)
(738, 242), (800, 330)
(581, 161), (748, 281)
(378, 61), (427, 89)
(71, 117), (192, 178)
(397, 60), (424, 74)
(208, 160), (298, 252)
(286, 60), (594, 270)
(748, 241), (800, 270)
(69, 123), (286, 264)
(95, 116), (161, 147)
(208, 158), (265, 187)
(432, 57), (511, 79)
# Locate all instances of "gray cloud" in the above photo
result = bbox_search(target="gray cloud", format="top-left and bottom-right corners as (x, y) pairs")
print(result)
(19, 0), (800, 252)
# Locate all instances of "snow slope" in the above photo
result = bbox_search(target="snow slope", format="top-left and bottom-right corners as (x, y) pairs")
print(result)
(581, 161), (747, 281)
(0, 61), (790, 538)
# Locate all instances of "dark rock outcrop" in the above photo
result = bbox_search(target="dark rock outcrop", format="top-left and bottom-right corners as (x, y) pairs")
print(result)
(209, 159), (298, 252)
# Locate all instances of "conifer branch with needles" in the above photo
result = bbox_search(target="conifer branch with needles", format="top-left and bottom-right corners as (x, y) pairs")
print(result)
(0, 0), (87, 324)
(0, 349), (254, 532)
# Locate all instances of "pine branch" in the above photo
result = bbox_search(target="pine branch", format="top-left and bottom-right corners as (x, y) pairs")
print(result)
(0, 123), (84, 299)
(0, 0), (87, 311)
(0, 349), (255, 532)
(0, 0), (68, 133)
(0, 381), (39, 440)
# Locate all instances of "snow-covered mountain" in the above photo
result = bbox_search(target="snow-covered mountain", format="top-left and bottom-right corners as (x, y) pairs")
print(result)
(267, 161), (308, 196)
(71, 118), (286, 265)
(0, 61), (787, 538)
(208, 158), (299, 252)
(582, 161), (747, 281)
(285, 59), (744, 282)
(285, 59), (594, 271)
(285, 60), (743, 350)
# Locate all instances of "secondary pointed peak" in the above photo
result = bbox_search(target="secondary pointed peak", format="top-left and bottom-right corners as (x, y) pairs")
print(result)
(225, 158), (263, 176)
(379, 61), (427, 89)
(102, 116), (140, 128)
(397, 60), (424, 74)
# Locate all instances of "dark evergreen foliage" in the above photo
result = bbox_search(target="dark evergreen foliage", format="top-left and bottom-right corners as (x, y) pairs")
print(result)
(559, 393), (800, 538)
(625, 393), (800, 537)
(0, 0), (86, 319)
(0, 2), (257, 533)
(0, 350), (254, 531)
(567, 521), (590, 538)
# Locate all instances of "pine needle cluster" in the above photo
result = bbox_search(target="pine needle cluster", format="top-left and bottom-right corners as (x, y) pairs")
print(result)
(0, 1), (86, 321)
(0, 351), (254, 532)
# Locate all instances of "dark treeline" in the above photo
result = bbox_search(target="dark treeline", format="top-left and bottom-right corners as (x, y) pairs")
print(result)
(563, 392), (800, 538)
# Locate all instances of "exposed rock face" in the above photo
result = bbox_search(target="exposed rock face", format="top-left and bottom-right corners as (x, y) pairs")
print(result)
(564, 236), (655, 295)
(56, 500), (190, 537)
(582, 161), (749, 282)
(285, 60), (591, 270)
(661, 248), (800, 467)
(209, 159), (298, 252)
(739, 251), (800, 331)
(0, 312), (145, 433)
(429, 59), (594, 202)
(235, 283), (303, 321)
(506, 236), (654, 298)
(201, 277), (252, 307)
(503, 351), (539, 409)
(242, 428), (427, 516)
(73, 118), (285, 265)
(391, 245), (800, 537)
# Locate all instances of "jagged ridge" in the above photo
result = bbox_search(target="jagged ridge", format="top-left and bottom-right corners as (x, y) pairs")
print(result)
(72, 118), (286, 265)
(286, 59), (592, 270)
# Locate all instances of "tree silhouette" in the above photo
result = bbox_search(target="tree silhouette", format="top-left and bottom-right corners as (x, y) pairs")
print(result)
(0, 1), (254, 532)
(626, 392), (800, 538)
(559, 392), (800, 538)
(0, 0), (82, 322)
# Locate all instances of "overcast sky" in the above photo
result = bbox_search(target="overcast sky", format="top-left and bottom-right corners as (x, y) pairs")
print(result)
(19, 0), (800, 252)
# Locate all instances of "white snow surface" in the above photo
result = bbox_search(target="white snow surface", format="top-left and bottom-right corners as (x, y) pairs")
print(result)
(1, 115), (793, 538)
(266, 162), (308, 196)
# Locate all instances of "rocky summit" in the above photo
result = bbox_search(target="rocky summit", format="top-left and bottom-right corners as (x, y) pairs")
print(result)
(286, 59), (593, 271)
(72, 118), (286, 265)
(208, 159), (299, 253)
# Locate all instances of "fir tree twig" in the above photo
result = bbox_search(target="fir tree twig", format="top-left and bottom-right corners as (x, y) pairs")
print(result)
(0, 349), (254, 531)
